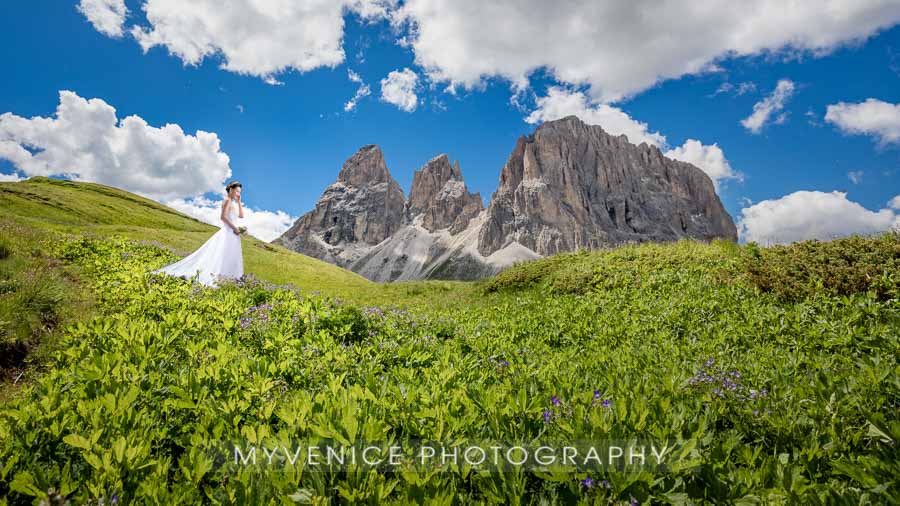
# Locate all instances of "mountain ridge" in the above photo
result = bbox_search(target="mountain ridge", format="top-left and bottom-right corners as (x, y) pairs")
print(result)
(274, 116), (738, 281)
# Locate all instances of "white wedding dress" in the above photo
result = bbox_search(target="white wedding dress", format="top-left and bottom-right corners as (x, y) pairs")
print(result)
(153, 199), (243, 287)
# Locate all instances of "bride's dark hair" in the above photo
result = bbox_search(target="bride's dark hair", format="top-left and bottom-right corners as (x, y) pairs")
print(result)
(225, 181), (242, 193)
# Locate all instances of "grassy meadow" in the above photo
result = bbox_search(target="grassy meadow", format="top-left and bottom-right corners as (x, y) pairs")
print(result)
(0, 177), (898, 504)
(0, 178), (471, 306)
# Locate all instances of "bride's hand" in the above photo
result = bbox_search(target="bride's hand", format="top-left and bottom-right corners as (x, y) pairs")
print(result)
(232, 226), (241, 235)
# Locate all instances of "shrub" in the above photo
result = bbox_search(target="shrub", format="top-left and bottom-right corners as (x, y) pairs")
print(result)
(741, 232), (900, 301)
(314, 303), (369, 344)
(0, 267), (68, 376)
(483, 241), (726, 295)
(482, 251), (584, 293)
(0, 240), (10, 260)
(1, 269), (66, 345)
(0, 263), (17, 296)
(20, 275), (66, 327)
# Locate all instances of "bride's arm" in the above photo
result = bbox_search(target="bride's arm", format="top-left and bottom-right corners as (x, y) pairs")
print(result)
(236, 197), (244, 218)
(221, 199), (239, 234)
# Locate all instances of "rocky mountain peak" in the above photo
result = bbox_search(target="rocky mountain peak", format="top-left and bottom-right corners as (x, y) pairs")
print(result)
(337, 144), (393, 186)
(407, 154), (483, 234)
(478, 115), (737, 256)
(273, 144), (405, 266)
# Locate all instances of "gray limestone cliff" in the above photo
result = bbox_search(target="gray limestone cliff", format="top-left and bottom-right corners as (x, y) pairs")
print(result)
(477, 115), (737, 257)
(406, 154), (483, 234)
(272, 145), (405, 268)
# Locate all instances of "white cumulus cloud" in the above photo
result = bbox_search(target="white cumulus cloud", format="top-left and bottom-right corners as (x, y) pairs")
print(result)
(164, 196), (297, 242)
(0, 91), (231, 201)
(80, 1), (900, 103)
(738, 191), (900, 244)
(348, 69), (364, 83)
(344, 70), (372, 112)
(0, 172), (24, 182)
(741, 79), (796, 134)
(393, 0), (900, 103)
(118, 0), (394, 83)
(825, 98), (900, 146)
(380, 68), (419, 112)
(77, 0), (128, 37)
(0, 91), (297, 241)
(664, 139), (743, 191)
(526, 87), (740, 192)
(710, 81), (757, 98)
(890, 195), (900, 210)
(525, 87), (666, 147)
(847, 170), (864, 184)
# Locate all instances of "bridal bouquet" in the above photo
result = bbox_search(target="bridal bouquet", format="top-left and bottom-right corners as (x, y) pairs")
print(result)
(237, 226), (248, 236)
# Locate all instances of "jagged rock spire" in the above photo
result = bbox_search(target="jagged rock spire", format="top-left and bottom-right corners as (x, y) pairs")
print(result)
(337, 144), (393, 186)
(407, 154), (483, 234)
(273, 145), (405, 267)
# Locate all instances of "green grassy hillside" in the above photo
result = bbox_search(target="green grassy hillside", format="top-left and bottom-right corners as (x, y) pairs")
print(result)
(0, 177), (472, 306)
(0, 177), (371, 294)
(1, 177), (898, 503)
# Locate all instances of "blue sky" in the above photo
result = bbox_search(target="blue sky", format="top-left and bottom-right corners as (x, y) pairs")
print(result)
(1, 1), (899, 243)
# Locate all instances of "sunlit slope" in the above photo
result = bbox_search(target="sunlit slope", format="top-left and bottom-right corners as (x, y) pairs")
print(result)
(0, 177), (373, 296)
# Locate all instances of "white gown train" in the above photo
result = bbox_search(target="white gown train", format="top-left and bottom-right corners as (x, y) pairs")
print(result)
(152, 200), (243, 287)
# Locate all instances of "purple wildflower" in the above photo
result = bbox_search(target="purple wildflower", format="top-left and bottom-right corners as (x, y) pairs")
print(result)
(551, 395), (560, 406)
(601, 399), (611, 408)
(542, 409), (553, 423)
(600, 479), (611, 489)
(593, 390), (602, 399)
(364, 306), (386, 318)
(580, 477), (594, 488)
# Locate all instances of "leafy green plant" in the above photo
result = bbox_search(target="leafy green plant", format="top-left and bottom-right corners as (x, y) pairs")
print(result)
(0, 228), (898, 503)
(314, 304), (370, 344)
(741, 232), (900, 301)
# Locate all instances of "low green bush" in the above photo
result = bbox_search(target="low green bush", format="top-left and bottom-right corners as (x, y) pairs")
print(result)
(483, 240), (733, 295)
(0, 266), (67, 353)
(314, 304), (370, 344)
(741, 232), (900, 301)
(482, 249), (594, 293)
(0, 225), (95, 377)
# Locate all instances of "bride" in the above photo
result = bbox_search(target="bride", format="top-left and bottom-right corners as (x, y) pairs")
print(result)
(153, 181), (246, 287)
